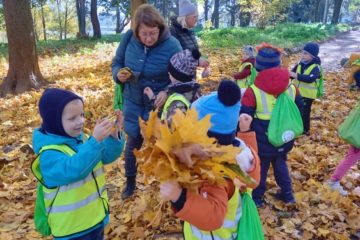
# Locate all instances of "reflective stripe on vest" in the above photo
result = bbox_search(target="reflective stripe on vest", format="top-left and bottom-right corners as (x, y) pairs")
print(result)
(293, 64), (320, 99)
(236, 62), (254, 88)
(161, 93), (190, 120)
(183, 188), (242, 240)
(32, 144), (108, 238)
(251, 84), (296, 120)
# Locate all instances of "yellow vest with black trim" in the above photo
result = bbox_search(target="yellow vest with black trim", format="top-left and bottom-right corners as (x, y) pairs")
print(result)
(236, 62), (256, 89)
(293, 64), (320, 99)
(251, 84), (296, 120)
(183, 188), (242, 240)
(31, 144), (109, 238)
(161, 93), (190, 121)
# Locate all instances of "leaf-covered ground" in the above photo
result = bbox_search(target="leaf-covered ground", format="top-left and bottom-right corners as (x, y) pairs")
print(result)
(0, 44), (359, 240)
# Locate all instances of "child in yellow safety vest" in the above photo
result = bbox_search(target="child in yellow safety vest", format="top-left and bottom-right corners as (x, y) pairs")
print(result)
(32, 88), (125, 239)
(290, 42), (322, 135)
(233, 45), (257, 90)
(340, 54), (360, 91)
(143, 49), (202, 123)
(159, 80), (262, 239)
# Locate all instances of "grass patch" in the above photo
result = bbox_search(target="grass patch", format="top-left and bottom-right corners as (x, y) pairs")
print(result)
(197, 23), (352, 49)
(0, 34), (122, 59)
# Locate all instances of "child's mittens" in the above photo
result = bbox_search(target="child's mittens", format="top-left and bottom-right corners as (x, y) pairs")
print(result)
(235, 139), (254, 173)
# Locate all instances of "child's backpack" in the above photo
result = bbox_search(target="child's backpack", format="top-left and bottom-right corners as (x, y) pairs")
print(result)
(316, 67), (325, 98)
(34, 183), (52, 236)
(338, 102), (360, 148)
(267, 86), (303, 147)
(237, 192), (265, 240)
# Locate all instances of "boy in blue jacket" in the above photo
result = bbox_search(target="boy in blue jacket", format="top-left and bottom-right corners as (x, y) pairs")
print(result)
(32, 88), (125, 240)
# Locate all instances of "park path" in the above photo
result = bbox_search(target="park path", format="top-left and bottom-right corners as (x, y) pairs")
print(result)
(318, 29), (360, 72)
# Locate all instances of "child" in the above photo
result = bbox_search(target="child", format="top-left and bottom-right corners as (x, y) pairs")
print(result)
(290, 42), (322, 135)
(143, 49), (202, 123)
(233, 45), (257, 89)
(241, 43), (304, 207)
(327, 145), (360, 196)
(159, 80), (262, 239)
(341, 54), (360, 91)
(32, 88), (125, 239)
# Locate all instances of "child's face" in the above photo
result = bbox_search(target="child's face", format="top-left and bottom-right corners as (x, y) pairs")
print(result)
(62, 99), (85, 138)
(242, 52), (250, 59)
(301, 51), (313, 62)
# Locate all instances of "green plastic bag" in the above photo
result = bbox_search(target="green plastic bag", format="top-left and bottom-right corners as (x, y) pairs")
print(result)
(316, 68), (325, 98)
(237, 192), (264, 240)
(338, 103), (360, 148)
(268, 93), (303, 147)
(34, 183), (51, 237)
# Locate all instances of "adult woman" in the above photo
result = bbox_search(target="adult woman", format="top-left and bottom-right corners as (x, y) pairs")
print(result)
(170, 0), (209, 71)
(169, 0), (199, 51)
(111, 4), (182, 199)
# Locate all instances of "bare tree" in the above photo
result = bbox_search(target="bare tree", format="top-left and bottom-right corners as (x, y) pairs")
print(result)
(1, 0), (45, 96)
(332, 0), (344, 23)
(76, 0), (87, 38)
(91, 0), (101, 38)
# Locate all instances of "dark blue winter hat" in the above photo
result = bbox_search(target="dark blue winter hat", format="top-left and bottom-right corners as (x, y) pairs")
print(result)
(255, 44), (282, 72)
(303, 42), (319, 58)
(39, 88), (83, 137)
(192, 80), (241, 145)
(354, 70), (360, 86)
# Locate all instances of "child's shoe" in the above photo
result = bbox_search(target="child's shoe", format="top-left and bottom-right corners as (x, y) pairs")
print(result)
(253, 198), (265, 208)
(327, 180), (348, 196)
(273, 192), (296, 204)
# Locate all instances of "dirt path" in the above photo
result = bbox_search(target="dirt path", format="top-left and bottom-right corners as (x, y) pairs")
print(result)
(319, 29), (360, 72)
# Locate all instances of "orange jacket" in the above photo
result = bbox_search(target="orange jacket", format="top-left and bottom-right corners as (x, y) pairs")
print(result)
(174, 131), (260, 231)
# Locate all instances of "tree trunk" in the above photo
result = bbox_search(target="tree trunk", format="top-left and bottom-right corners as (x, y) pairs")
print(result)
(56, 0), (63, 40)
(76, 0), (87, 38)
(64, 0), (68, 39)
(90, 0), (101, 38)
(40, 3), (47, 41)
(115, 5), (121, 33)
(32, 8), (39, 42)
(204, 0), (209, 21)
(212, 0), (220, 28)
(323, 0), (329, 23)
(131, 0), (147, 29)
(314, 0), (321, 22)
(1, 0), (45, 97)
(331, 0), (344, 24)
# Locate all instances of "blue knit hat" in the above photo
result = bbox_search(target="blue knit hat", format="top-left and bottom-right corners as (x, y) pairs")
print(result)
(39, 88), (83, 137)
(303, 42), (319, 58)
(255, 45), (281, 72)
(354, 70), (360, 87)
(192, 80), (241, 145)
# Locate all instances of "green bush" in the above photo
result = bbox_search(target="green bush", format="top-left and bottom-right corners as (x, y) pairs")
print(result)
(198, 23), (352, 49)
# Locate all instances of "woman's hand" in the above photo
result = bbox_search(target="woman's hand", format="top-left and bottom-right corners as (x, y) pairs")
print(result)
(159, 180), (182, 202)
(199, 58), (210, 68)
(154, 90), (167, 108)
(117, 68), (132, 83)
(289, 71), (297, 79)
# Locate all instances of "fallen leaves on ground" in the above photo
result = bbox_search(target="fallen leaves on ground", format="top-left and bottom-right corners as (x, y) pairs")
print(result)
(0, 44), (359, 239)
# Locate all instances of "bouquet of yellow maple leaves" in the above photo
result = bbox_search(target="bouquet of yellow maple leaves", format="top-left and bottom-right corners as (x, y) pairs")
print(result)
(135, 109), (256, 191)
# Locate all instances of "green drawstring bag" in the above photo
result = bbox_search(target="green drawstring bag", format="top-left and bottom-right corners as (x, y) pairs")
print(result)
(267, 93), (303, 147)
(34, 183), (51, 237)
(237, 192), (264, 240)
(339, 103), (360, 148)
(248, 66), (257, 86)
(316, 68), (325, 98)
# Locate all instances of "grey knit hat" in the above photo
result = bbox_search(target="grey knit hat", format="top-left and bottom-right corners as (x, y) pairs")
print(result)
(168, 49), (201, 82)
(179, 0), (197, 17)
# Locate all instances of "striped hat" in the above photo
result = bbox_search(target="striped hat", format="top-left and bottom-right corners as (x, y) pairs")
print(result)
(255, 44), (282, 72)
